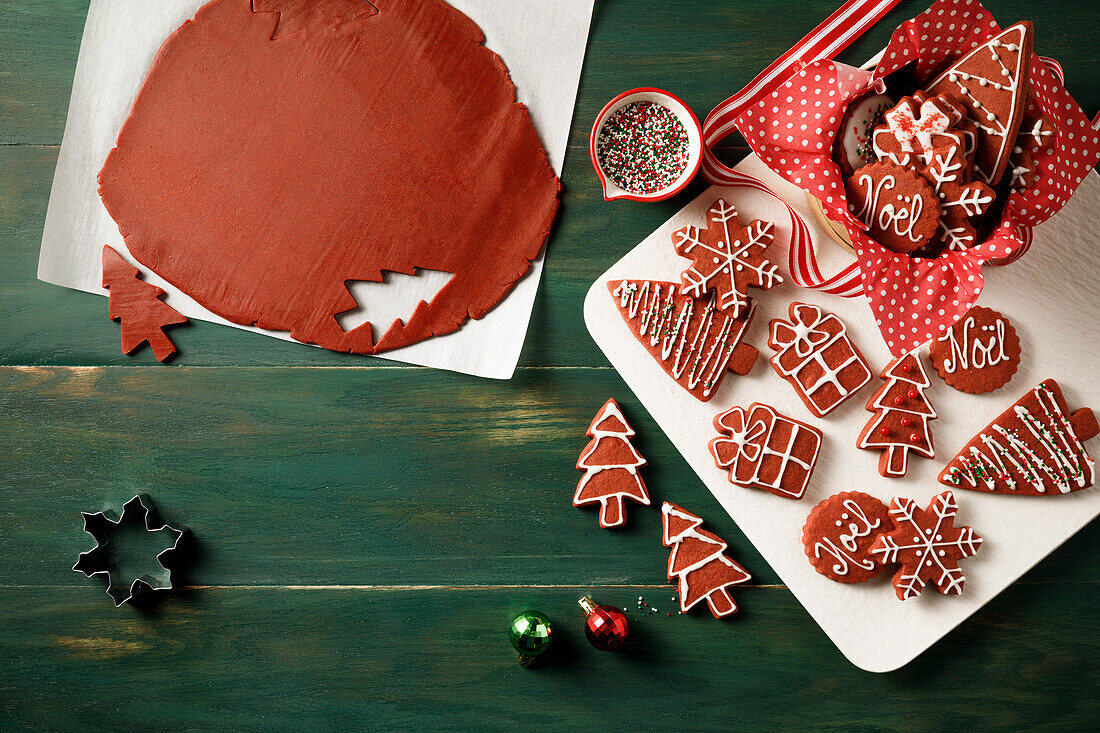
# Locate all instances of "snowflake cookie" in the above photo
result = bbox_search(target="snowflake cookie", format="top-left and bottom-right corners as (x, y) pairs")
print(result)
(672, 198), (781, 318)
(870, 491), (983, 600)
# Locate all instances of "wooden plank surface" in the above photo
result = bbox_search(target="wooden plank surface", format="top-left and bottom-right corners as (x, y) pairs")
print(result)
(2, 0), (1099, 729)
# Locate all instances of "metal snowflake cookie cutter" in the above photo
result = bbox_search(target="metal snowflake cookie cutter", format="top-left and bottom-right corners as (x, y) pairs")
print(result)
(73, 495), (185, 606)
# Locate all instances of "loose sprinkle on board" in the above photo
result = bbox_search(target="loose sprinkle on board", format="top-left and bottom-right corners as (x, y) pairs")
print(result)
(597, 101), (689, 195)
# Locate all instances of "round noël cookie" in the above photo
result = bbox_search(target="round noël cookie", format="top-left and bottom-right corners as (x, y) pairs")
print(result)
(929, 306), (1021, 394)
(845, 160), (941, 254)
(802, 491), (891, 583)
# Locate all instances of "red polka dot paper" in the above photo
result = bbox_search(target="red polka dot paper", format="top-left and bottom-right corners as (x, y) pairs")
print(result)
(733, 0), (1100, 357)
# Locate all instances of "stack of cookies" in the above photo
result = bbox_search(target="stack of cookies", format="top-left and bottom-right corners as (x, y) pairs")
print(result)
(840, 22), (1054, 257)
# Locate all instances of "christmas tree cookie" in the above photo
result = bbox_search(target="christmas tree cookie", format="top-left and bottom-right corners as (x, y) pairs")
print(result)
(574, 399), (650, 527)
(857, 351), (937, 478)
(940, 380), (1098, 496)
(607, 279), (758, 402)
(661, 502), (751, 618)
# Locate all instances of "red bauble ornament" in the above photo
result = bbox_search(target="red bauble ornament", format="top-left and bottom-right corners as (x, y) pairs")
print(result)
(578, 596), (629, 651)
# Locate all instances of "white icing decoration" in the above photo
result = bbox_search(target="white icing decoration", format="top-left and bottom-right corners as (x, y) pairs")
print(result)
(613, 280), (753, 398)
(936, 315), (1008, 374)
(854, 172), (927, 243)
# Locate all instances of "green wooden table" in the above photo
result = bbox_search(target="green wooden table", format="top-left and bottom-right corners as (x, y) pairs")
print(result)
(3, 1), (1099, 729)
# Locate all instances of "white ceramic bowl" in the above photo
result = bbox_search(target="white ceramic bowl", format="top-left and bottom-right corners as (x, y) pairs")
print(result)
(589, 87), (703, 202)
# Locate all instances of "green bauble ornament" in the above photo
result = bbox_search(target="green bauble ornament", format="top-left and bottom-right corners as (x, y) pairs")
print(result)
(509, 610), (554, 667)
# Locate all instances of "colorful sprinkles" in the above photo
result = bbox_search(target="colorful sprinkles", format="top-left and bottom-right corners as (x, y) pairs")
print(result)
(855, 101), (891, 165)
(597, 102), (689, 195)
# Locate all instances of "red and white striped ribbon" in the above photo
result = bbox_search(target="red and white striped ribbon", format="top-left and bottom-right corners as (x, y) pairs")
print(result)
(700, 0), (905, 298)
(1039, 56), (1064, 85)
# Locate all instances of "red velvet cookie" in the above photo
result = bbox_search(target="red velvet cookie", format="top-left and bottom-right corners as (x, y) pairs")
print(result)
(607, 279), (758, 402)
(929, 306), (1020, 394)
(870, 491), (983, 600)
(845, 160), (941, 254)
(940, 380), (1099, 496)
(709, 403), (822, 500)
(925, 22), (1034, 186)
(767, 302), (872, 418)
(857, 352), (937, 478)
(672, 198), (781, 318)
(802, 492), (891, 583)
(574, 399), (650, 528)
(873, 95), (995, 252)
(662, 502), (752, 618)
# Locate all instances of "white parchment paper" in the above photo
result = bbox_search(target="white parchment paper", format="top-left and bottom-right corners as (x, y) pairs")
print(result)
(38, 0), (594, 378)
(585, 154), (1100, 672)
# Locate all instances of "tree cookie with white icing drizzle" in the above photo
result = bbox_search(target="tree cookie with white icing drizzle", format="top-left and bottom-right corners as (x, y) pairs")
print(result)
(607, 279), (759, 402)
(929, 305), (1021, 393)
(940, 380), (1099, 496)
(925, 21), (1034, 186)
(845, 160), (941, 254)
(802, 491), (892, 583)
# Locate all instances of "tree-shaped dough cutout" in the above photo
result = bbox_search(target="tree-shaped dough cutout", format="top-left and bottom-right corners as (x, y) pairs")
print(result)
(102, 245), (187, 362)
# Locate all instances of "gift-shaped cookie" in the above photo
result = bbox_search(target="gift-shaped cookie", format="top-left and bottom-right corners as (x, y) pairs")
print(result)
(767, 302), (872, 417)
(708, 403), (822, 500)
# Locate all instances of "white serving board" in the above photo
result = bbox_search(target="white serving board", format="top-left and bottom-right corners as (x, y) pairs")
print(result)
(38, 0), (594, 379)
(584, 154), (1100, 672)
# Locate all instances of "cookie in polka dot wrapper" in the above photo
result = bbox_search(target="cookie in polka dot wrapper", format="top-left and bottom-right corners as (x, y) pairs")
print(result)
(727, 0), (1100, 358)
